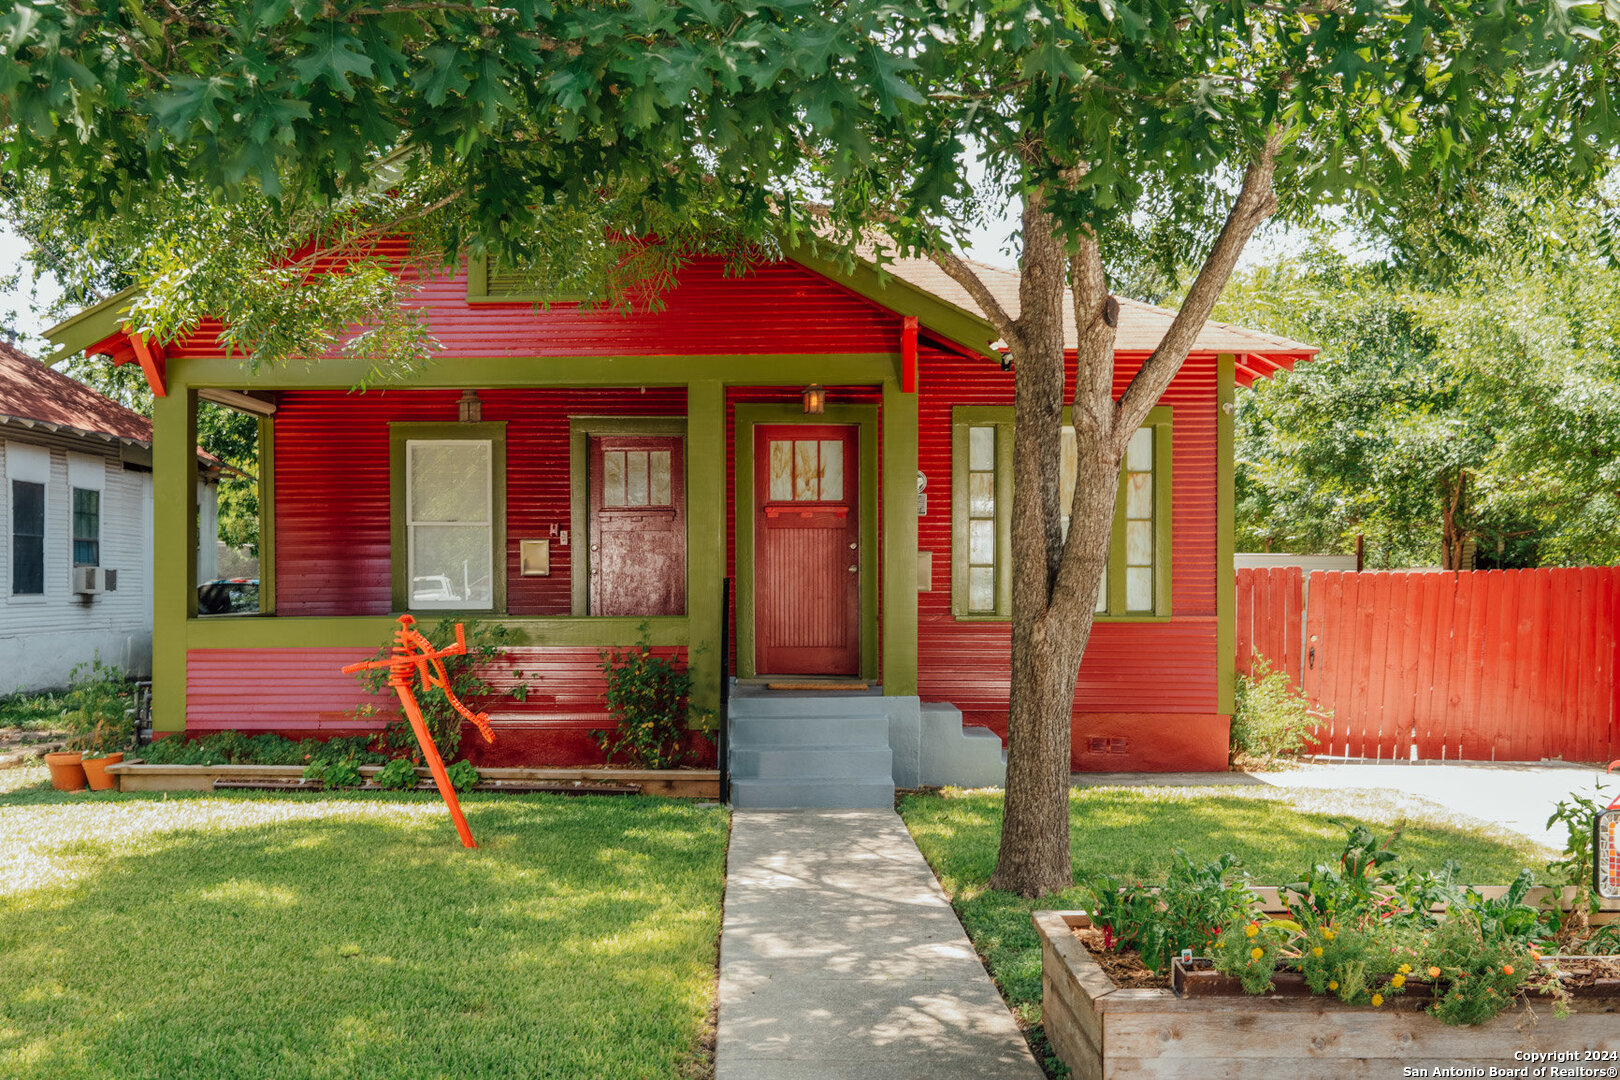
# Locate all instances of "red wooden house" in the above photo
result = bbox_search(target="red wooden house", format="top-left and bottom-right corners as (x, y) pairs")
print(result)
(45, 245), (1313, 804)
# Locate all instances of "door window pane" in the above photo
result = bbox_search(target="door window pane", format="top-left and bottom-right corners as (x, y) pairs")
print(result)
(768, 440), (793, 501)
(602, 450), (626, 505)
(649, 451), (671, 505)
(11, 480), (44, 596)
(818, 440), (844, 501)
(625, 450), (649, 506)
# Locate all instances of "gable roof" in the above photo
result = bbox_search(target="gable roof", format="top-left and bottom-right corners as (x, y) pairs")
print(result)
(869, 254), (1318, 372)
(0, 338), (153, 445)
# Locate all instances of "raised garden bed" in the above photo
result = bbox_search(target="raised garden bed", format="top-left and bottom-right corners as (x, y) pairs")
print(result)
(211, 776), (644, 796)
(106, 760), (718, 798)
(1036, 892), (1620, 1080)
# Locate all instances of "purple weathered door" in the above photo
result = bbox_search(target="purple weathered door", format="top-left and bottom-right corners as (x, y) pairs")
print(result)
(588, 435), (685, 615)
(754, 424), (859, 675)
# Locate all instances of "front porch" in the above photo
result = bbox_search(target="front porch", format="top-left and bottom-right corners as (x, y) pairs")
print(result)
(150, 359), (922, 767)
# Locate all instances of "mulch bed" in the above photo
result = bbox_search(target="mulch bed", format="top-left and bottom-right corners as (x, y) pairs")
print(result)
(1073, 926), (1172, 989)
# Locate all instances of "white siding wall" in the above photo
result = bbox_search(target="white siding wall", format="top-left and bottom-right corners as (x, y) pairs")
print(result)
(1, 435), (156, 691)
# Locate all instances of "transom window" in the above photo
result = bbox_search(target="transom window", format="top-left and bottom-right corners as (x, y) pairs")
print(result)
(952, 406), (1171, 619)
(767, 438), (844, 502)
(405, 439), (493, 610)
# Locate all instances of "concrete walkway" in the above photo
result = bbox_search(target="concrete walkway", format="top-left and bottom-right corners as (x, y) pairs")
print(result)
(717, 809), (1045, 1080)
(1073, 760), (1619, 848)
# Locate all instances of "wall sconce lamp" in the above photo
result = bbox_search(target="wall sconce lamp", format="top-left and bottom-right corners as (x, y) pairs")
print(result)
(802, 384), (826, 415)
(458, 389), (483, 423)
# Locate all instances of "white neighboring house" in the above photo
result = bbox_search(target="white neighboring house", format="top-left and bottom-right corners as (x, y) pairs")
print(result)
(1, 340), (219, 692)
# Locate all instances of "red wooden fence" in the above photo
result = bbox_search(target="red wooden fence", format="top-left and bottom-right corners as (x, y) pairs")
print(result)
(1235, 568), (1620, 763)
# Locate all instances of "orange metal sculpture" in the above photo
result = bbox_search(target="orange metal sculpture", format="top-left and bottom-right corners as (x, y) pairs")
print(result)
(341, 615), (495, 849)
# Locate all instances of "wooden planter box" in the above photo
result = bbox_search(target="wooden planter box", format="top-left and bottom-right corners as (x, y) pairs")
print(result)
(104, 760), (720, 798)
(1036, 896), (1620, 1080)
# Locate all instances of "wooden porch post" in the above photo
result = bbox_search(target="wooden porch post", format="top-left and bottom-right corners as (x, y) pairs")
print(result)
(881, 377), (919, 695)
(686, 380), (726, 714)
(150, 386), (198, 736)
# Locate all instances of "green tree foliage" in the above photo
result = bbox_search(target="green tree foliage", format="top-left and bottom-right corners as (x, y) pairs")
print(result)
(1217, 195), (1620, 570)
(6, 1), (1620, 895)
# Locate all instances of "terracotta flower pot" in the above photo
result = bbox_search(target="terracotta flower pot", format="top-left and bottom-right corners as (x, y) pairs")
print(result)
(81, 752), (124, 791)
(44, 751), (87, 792)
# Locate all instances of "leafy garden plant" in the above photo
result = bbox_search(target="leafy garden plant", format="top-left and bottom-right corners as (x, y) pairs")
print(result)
(1084, 823), (1574, 1026)
(592, 632), (697, 770)
(348, 618), (509, 763)
(371, 758), (421, 791)
(63, 657), (135, 757)
(1229, 653), (1322, 767)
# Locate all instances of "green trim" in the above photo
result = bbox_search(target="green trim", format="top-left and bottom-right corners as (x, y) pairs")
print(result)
(465, 254), (589, 304)
(567, 416), (689, 616)
(948, 404), (1174, 622)
(733, 402), (880, 680)
(950, 407), (1014, 619)
(41, 285), (139, 362)
(1217, 353), (1237, 715)
(784, 245), (999, 360)
(387, 422), (508, 614)
(880, 380), (919, 695)
(257, 415), (276, 615)
(185, 615), (689, 650)
(684, 382), (726, 714)
(150, 391), (197, 734)
(164, 353), (903, 391)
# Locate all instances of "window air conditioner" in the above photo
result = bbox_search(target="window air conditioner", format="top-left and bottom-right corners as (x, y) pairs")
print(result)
(72, 567), (117, 594)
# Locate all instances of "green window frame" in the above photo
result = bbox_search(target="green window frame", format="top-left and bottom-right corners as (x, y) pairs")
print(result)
(950, 405), (1172, 621)
(388, 422), (508, 614)
(466, 254), (587, 304)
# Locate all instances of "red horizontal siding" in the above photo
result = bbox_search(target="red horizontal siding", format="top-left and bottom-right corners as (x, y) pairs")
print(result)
(185, 645), (700, 768)
(167, 253), (907, 359)
(275, 387), (686, 616)
(915, 346), (1222, 737)
(186, 648), (391, 733)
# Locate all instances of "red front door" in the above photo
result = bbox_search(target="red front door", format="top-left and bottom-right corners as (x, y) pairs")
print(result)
(588, 435), (686, 615)
(754, 424), (860, 675)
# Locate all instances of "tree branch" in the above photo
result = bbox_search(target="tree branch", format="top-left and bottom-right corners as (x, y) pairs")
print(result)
(1068, 233), (1114, 437)
(1115, 132), (1285, 442)
(928, 248), (1018, 344)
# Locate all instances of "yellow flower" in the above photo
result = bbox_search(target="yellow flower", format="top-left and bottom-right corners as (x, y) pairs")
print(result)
(1391, 974), (1405, 989)
(1398, 964), (1412, 975)
(1371, 994), (1384, 1007)
(1245, 923), (1259, 938)
(1328, 980), (1339, 991)
(1250, 947), (1264, 960)
(1312, 947), (1323, 958)
(1322, 928), (1337, 941)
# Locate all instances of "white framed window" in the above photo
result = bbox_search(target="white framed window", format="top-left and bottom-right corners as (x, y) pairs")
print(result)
(7, 443), (50, 598)
(405, 439), (494, 610)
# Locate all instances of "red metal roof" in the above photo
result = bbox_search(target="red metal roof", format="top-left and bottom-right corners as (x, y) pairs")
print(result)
(0, 338), (153, 444)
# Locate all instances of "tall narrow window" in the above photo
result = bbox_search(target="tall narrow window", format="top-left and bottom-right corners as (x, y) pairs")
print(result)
(11, 480), (44, 595)
(72, 487), (100, 567)
(965, 425), (998, 613)
(953, 406), (1171, 619)
(405, 440), (493, 610)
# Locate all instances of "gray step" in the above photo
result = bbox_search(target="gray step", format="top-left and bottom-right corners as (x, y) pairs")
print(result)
(919, 702), (1007, 788)
(728, 693), (883, 719)
(730, 777), (895, 810)
(728, 715), (890, 748)
(731, 745), (892, 780)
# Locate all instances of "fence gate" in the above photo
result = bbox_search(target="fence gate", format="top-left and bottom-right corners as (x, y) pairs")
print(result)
(1235, 567), (1620, 763)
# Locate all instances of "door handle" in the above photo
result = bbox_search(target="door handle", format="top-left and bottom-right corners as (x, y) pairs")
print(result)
(848, 542), (857, 550)
(847, 565), (857, 573)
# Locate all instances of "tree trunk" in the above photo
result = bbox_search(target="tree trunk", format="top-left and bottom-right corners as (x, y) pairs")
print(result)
(1440, 471), (1468, 570)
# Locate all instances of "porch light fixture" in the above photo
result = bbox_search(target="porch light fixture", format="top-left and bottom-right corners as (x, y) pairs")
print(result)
(458, 389), (483, 423)
(802, 384), (826, 415)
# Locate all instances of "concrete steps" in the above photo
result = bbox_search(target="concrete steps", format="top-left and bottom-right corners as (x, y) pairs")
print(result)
(727, 688), (895, 809)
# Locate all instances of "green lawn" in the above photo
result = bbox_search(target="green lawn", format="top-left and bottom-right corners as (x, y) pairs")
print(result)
(0, 764), (729, 1079)
(900, 785), (1552, 1075)
(0, 690), (67, 731)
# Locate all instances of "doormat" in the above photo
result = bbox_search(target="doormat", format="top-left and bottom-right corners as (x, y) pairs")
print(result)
(765, 681), (871, 691)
